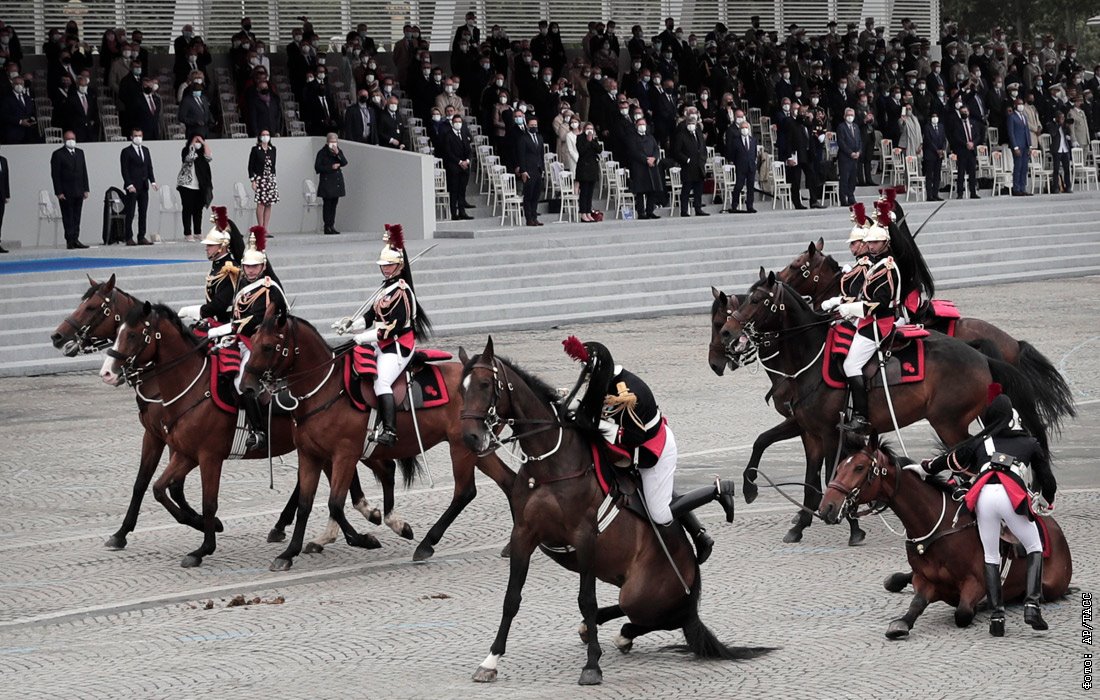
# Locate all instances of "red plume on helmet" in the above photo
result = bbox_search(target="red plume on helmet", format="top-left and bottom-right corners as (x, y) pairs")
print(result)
(212, 205), (228, 231)
(249, 225), (267, 252)
(850, 202), (867, 226)
(987, 382), (1003, 405)
(562, 335), (590, 363)
(879, 187), (897, 204)
(874, 200), (894, 227)
(383, 223), (405, 251)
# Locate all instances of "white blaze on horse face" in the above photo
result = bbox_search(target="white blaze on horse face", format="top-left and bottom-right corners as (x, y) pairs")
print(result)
(461, 374), (471, 392)
(99, 332), (124, 384)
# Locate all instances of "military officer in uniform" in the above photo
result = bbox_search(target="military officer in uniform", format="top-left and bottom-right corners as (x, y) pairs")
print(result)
(563, 337), (735, 564)
(178, 206), (243, 326)
(908, 390), (1056, 636)
(336, 224), (431, 446)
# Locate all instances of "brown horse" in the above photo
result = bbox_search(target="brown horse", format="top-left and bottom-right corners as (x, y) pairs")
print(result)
(239, 307), (515, 571)
(776, 238), (1076, 431)
(459, 337), (770, 686)
(52, 276), (403, 557)
(716, 271), (1049, 545)
(817, 433), (1072, 638)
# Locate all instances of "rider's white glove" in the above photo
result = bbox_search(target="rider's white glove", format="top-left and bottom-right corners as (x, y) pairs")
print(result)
(207, 323), (235, 338)
(178, 304), (202, 321)
(821, 296), (842, 312)
(599, 419), (619, 443)
(1032, 494), (1054, 515)
(902, 461), (930, 480)
(334, 316), (367, 335)
(837, 301), (865, 319)
(353, 330), (375, 345)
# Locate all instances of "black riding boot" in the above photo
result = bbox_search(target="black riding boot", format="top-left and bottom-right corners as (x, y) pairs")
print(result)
(984, 562), (1005, 637)
(678, 511), (715, 564)
(1023, 552), (1048, 630)
(669, 478), (736, 523)
(241, 389), (268, 451)
(375, 393), (398, 446)
(843, 376), (872, 434)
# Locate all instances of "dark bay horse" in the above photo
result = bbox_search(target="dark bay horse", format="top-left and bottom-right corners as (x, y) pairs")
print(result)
(52, 276), (403, 557)
(716, 272), (1048, 545)
(818, 433), (1071, 638)
(777, 238), (1075, 431)
(239, 307), (515, 571)
(459, 337), (771, 686)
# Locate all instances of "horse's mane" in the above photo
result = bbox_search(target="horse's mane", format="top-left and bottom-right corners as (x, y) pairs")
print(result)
(83, 282), (137, 304)
(816, 251), (841, 275)
(260, 312), (357, 354)
(748, 277), (828, 320)
(875, 439), (915, 468)
(462, 353), (561, 406)
(127, 303), (201, 346)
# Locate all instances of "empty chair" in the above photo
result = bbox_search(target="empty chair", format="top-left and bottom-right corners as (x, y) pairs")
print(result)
(904, 156), (925, 201)
(232, 181), (254, 222)
(771, 161), (792, 209)
(666, 167), (682, 216)
(499, 173), (525, 226)
(157, 186), (183, 239)
(37, 190), (64, 247)
(300, 179), (322, 232)
(557, 170), (579, 223)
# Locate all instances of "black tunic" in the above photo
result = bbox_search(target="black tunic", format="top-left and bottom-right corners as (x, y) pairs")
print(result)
(232, 268), (287, 337)
(199, 255), (238, 323)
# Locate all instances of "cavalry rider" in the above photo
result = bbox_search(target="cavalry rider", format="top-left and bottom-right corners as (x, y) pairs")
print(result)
(340, 224), (431, 447)
(178, 207), (244, 327)
(822, 202), (900, 433)
(563, 337), (735, 564)
(908, 389), (1056, 636)
(878, 188), (935, 320)
(208, 226), (287, 450)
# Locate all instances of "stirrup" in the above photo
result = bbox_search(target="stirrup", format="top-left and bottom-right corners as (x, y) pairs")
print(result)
(245, 430), (266, 451)
(373, 427), (397, 446)
(840, 414), (872, 434)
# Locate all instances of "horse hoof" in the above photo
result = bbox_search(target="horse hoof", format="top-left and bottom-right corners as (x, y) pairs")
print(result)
(350, 533), (381, 549)
(578, 668), (603, 686)
(742, 479), (759, 504)
(885, 620), (910, 639)
(499, 542), (512, 558)
(180, 554), (203, 568)
(954, 610), (975, 628)
(472, 666), (497, 683)
(413, 542), (435, 562)
(782, 528), (804, 544)
(104, 534), (127, 550)
(214, 518), (225, 533)
(883, 572), (912, 593)
(848, 529), (867, 547)
(577, 623), (589, 644)
(613, 633), (633, 653)
(266, 528), (286, 543)
(368, 509), (382, 526)
(303, 542), (324, 554)
(269, 557), (293, 572)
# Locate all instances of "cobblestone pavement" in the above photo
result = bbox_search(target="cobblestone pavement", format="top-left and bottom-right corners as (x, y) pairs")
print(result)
(0, 277), (1097, 699)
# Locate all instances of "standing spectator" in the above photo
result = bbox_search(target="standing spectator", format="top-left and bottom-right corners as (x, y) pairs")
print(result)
(67, 74), (98, 142)
(0, 145), (8, 252)
(314, 134), (347, 235)
(434, 78), (464, 116)
(1, 76), (36, 144)
(576, 122), (602, 221)
(836, 107), (861, 205)
(921, 113), (946, 201)
(378, 96), (406, 149)
(120, 129), (158, 245)
(129, 76), (162, 140)
(1046, 111), (1073, 194)
(1068, 97), (1090, 151)
(116, 60), (143, 133)
(560, 116), (580, 173)
(781, 107), (824, 209)
(897, 103), (921, 155)
(854, 92), (877, 185)
(175, 135), (213, 241)
(1006, 99), (1031, 196)
(946, 102), (981, 199)
(625, 117), (662, 219)
(670, 112), (708, 216)
(249, 131), (279, 230)
(514, 114), (545, 226)
(652, 78), (679, 149)
(303, 69), (340, 136)
(439, 114), (474, 220)
(726, 118), (759, 213)
(178, 78), (214, 139)
(173, 25), (200, 82)
(246, 76), (284, 137)
(50, 131), (90, 249)
(343, 89), (378, 144)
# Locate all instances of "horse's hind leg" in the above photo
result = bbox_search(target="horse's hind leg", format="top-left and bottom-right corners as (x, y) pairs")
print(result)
(326, 455), (381, 551)
(415, 446), (479, 562)
(613, 622), (657, 654)
(152, 453), (199, 528)
(351, 461), (383, 525)
(376, 459), (414, 540)
(106, 430), (166, 550)
(578, 605), (626, 643)
(954, 578), (984, 628)
(181, 458), (225, 568)
(267, 480), (300, 543)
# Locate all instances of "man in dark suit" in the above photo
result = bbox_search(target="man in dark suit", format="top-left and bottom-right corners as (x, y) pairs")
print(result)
(514, 114), (545, 226)
(724, 118), (759, 213)
(303, 68), (341, 136)
(0, 149), (9, 252)
(946, 104), (982, 199)
(651, 79), (679, 150)
(1006, 98), (1031, 196)
(50, 131), (91, 248)
(1045, 110), (1074, 194)
(119, 129), (158, 245)
(128, 76), (162, 140)
(781, 107), (824, 209)
(178, 82), (214, 139)
(342, 89), (378, 144)
(1, 77), (37, 144)
(670, 112), (709, 216)
(439, 115), (474, 220)
(67, 76), (99, 142)
(377, 96), (406, 149)
(921, 114), (947, 200)
(314, 134), (348, 235)
(836, 107), (862, 205)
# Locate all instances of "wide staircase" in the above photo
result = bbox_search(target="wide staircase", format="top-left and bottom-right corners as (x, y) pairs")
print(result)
(3, 193), (1099, 377)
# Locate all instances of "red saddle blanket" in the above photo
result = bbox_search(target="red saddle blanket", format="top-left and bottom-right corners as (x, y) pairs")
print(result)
(210, 345), (242, 413)
(344, 348), (453, 412)
(824, 324), (928, 389)
(919, 299), (961, 337)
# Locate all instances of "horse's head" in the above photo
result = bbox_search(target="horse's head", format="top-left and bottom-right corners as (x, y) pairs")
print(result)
(718, 268), (789, 356)
(708, 286), (743, 376)
(818, 432), (895, 524)
(458, 336), (511, 455)
(100, 300), (163, 386)
(240, 304), (296, 395)
(53, 274), (127, 356)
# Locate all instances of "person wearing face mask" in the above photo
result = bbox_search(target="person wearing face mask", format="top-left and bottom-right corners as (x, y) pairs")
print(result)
(1, 77), (38, 144)
(64, 77), (99, 143)
(780, 107), (825, 209)
(341, 88), (378, 146)
(106, 43), (135, 96)
(50, 130), (90, 248)
(178, 76), (214, 140)
(897, 102), (921, 156)
(246, 78), (284, 138)
(1045, 110), (1074, 194)
(514, 113), (545, 226)
(314, 134), (348, 235)
(625, 118), (662, 219)
(115, 56), (145, 133)
(119, 129), (158, 245)
(724, 117), (760, 214)
(835, 107), (861, 206)
(946, 102), (982, 199)
(303, 69), (341, 136)
(671, 112), (709, 216)
(127, 77), (162, 141)
(440, 116), (475, 220)
(434, 77), (465, 116)
(176, 135), (214, 241)
(877, 86), (903, 144)
(378, 97), (407, 150)
(1005, 96), (1033, 196)
(921, 112), (947, 201)
(575, 122), (602, 221)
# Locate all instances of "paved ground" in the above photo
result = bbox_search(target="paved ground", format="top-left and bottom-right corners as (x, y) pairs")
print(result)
(0, 277), (1097, 699)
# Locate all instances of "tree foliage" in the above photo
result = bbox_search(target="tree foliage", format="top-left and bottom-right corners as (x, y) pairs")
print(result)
(942, 0), (1100, 63)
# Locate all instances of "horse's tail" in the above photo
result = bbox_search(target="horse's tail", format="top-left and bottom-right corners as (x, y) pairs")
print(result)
(681, 567), (775, 660)
(396, 456), (425, 488)
(987, 356), (1050, 455)
(1016, 341), (1076, 434)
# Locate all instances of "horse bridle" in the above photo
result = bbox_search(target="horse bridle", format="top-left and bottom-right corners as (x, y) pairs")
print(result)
(826, 447), (898, 518)
(459, 358), (564, 462)
(62, 289), (123, 354)
(107, 313), (205, 390)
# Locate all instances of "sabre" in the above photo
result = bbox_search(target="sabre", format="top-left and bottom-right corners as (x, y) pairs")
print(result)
(333, 244), (439, 334)
(873, 320), (909, 458)
(903, 199), (947, 239)
(406, 370), (435, 487)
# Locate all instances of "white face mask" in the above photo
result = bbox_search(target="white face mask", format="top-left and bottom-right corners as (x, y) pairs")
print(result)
(619, 108), (629, 116)
(388, 104), (398, 113)
(329, 142), (338, 150)
(499, 96), (508, 104)
(637, 125), (647, 135)
(445, 86), (454, 94)
(260, 135), (270, 143)
(931, 117), (939, 125)
(686, 123), (696, 132)
(132, 136), (143, 145)
(432, 114), (442, 122)
(782, 104), (790, 113)
(585, 130), (595, 137)
(78, 85), (88, 94)
(495, 79), (504, 87)
(65, 138), (76, 148)
(844, 114), (855, 123)
(453, 122), (463, 132)
(740, 128), (751, 137)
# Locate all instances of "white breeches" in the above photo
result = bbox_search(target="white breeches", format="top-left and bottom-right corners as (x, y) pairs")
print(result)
(976, 483), (1042, 564)
(843, 332), (878, 377)
(640, 426), (677, 526)
(234, 341), (251, 392)
(373, 346), (411, 396)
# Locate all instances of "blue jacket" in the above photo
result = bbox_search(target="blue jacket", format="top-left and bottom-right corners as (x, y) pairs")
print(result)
(1006, 111), (1030, 151)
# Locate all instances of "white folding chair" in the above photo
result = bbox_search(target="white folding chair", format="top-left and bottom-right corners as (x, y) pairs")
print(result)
(667, 167), (682, 215)
(233, 181), (254, 220)
(434, 169), (451, 220)
(37, 190), (64, 247)
(499, 173), (525, 226)
(557, 170), (579, 223)
(904, 156), (926, 201)
(612, 168), (636, 219)
(771, 161), (792, 209)
(157, 186), (183, 239)
(300, 179), (322, 232)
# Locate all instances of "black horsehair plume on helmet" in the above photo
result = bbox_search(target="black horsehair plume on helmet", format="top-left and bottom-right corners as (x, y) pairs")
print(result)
(880, 189), (935, 302)
(384, 224), (432, 341)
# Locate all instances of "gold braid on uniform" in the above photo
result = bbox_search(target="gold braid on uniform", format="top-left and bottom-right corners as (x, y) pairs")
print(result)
(602, 381), (646, 430)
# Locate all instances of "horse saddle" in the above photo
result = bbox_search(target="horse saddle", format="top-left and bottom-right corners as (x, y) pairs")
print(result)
(345, 347), (453, 413)
(591, 443), (650, 523)
(209, 345), (292, 416)
(999, 519), (1052, 560)
(914, 298), (961, 336)
(823, 324), (928, 389)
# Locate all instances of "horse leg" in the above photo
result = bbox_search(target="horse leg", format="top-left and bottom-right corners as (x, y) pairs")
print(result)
(478, 452), (517, 558)
(352, 461), (383, 525)
(415, 446), (479, 562)
(613, 622), (657, 654)
(577, 605), (625, 644)
(743, 417), (801, 504)
(577, 571), (603, 685)
(267, 479), (300, 543)
(885, 588), (931, 639)
(883, 571), (915, 593)
(181, 458), (224, 568)
(151, 454), (199, 528)
(784, 434), (823, 544)
(168, 479), (210, 531)
(303, 518), (341, 554)
(823, 432), (865, 547)
(472, 528), (538, 682)
(106, 430), (166, 550)
(954, 577), (985, 628)
(376, 459), (414, 540)
(326, 455), (381, 550)
(271, 453), (323, 571)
